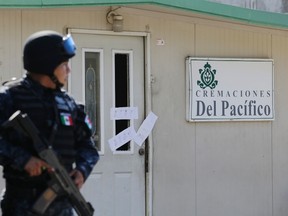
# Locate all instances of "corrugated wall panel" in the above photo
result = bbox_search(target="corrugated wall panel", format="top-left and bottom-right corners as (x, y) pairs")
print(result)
(21, 7), (108, 39)
(194, 23), (273, 216)
(0, 10), (22, 83)
(195, 24), (272, 58)
(149, 18), (197, 216)
(271, 35), (288, 216)
(196, 122), (272, 216)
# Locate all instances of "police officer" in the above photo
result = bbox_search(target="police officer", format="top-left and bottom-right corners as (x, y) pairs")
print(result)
(0, 30), (99, 215)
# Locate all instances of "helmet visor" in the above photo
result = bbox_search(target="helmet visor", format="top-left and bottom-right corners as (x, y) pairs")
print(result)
(62, 34), (76, 56)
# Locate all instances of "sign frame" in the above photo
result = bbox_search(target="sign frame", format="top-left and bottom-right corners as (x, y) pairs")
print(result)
(186, 57), (274, 122)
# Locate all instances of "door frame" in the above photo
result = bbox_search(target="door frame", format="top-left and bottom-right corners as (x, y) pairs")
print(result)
(66, 28), (153, 216)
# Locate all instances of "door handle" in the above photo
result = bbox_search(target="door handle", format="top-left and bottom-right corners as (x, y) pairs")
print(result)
(138, 148), (145, 156)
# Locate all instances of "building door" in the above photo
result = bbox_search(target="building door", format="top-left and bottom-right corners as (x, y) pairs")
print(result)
(69, 30), (146, 216)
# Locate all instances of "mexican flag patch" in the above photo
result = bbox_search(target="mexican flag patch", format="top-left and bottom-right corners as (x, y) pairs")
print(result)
(85, 115), (92, 130)
(60, 113), (73, 126)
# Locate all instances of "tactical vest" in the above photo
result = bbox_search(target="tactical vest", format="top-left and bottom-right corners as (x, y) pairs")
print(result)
(7, 78), (77, 171)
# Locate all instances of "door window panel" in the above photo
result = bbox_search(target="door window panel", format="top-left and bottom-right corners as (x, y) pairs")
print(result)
(114, 51), (133, 152)
(84, 51), (101, 152)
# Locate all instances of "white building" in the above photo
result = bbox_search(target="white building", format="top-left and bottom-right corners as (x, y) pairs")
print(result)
(1, 0), (288, 216)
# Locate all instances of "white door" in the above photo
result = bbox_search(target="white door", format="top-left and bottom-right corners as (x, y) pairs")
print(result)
(69, 31), (146, 216)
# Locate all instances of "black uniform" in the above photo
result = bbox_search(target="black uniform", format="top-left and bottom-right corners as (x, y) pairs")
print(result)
(0, 76), (99, 215)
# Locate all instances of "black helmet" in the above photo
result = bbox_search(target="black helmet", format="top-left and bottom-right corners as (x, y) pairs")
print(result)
(23, 30), (76, 75)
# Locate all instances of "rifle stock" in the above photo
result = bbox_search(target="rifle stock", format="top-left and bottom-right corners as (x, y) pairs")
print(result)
(3, 110), (94, 216)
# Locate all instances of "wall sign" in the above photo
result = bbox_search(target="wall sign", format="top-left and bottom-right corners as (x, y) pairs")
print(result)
(186, 58), (274, 121)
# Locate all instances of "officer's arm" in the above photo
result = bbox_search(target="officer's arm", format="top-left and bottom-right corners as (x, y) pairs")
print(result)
(0, 91), (32, 170)
(0, 135), (32, 170)
(74, 104), (99, 181)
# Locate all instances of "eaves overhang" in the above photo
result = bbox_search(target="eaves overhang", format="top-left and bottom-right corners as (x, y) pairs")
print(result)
(0, 0), (288, 29)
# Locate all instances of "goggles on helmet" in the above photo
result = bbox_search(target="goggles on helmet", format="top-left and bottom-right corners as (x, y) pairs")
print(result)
(62, 34), (76, 56)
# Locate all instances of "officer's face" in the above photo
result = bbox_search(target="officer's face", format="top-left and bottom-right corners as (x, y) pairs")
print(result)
(54, 61), (71, 85)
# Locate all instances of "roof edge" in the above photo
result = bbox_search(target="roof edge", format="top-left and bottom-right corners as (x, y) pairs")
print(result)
(0, 0), (288, 29)
(155, 0), (288, 29)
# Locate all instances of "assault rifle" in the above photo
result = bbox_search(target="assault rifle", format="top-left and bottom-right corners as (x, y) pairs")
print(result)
(2, 110), (94, 216)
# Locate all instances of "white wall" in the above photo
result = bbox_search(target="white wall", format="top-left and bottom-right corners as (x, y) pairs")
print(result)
(1, 6), (288, 216)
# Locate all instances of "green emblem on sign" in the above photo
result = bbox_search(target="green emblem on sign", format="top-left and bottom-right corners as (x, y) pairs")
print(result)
(197, 62), (218, 89)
